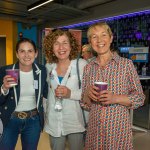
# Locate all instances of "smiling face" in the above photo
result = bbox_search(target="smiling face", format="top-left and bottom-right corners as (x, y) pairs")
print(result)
(53, 34), (71, 62)
(88, 23), (113, 56)
(16, 41), (38, 71)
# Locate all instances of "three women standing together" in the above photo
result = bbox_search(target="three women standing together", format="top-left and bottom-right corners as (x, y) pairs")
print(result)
(0, 21), (145, 150)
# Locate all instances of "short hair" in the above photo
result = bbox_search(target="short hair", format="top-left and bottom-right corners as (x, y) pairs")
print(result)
(87, 22), (113, 40)
(87, 22), (114, 52)
(16, 38), (37, 52)
(43, 29), (79, 63)
(82, 44), (97, 56)
(82, 44), (92, 52)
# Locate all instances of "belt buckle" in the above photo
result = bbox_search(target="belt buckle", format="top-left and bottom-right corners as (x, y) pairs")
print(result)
(18, 112), (27, 119)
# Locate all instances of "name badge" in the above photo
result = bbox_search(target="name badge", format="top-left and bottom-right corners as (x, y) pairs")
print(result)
(34, 80), (38, 89)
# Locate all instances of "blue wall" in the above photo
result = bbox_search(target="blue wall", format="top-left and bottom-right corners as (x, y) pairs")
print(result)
(17, 23), (37, 44)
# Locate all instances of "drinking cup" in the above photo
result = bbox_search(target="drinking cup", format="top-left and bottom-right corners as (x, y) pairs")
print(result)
(6, 69), (19, 87)
(94, 82), (108, 92)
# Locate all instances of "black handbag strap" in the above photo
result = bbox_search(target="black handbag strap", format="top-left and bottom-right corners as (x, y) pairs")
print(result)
(76, 53), (81, 89)
(76, 54), (87, 126)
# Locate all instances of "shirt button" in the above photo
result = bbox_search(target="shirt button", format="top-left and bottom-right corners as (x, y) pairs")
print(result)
(0, 112), (1, 115)
(4, 106), (8, 110)
(11, 97), (14, 99)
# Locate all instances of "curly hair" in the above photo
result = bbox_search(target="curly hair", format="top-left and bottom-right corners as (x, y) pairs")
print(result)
(43, 29), (79, 63)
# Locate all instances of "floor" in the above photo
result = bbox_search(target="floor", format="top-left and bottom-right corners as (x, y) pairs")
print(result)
(133, 129), (150, 150)
(15, 130), (150, 150)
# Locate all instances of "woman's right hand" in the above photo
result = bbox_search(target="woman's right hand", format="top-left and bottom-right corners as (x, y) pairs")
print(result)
(88, 85), (99, 102)
(2, 75), (14, 91)
(55, 85), (71, 99)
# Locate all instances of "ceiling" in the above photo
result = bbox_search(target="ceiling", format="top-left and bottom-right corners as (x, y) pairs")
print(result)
(0, 0), (115, 26)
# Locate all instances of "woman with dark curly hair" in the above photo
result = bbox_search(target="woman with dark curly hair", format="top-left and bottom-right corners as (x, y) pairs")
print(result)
(43, 29), (87, 150)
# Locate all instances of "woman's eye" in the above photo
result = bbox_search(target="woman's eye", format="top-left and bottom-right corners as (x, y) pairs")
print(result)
(91, 35), (97, 39)
(64, 42), (69, 44)
(54, 43), (59, 46)
(102, 32), (109, 36)
(19, 50), (25, 53)
(27, 49), (34, 53)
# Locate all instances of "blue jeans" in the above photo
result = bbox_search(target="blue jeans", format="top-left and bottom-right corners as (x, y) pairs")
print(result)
(0, 114), (41, 150)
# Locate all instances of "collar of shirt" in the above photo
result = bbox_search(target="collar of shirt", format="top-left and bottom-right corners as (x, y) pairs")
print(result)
(93, 52), (120, 65)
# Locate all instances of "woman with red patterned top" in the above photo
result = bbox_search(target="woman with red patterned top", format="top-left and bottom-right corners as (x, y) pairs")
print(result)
(81, 22), (145, 150)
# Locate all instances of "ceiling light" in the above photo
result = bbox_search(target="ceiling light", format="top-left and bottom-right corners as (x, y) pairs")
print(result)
(28, 0), (54, 11)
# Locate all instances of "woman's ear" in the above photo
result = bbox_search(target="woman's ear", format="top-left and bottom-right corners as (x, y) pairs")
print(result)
(88, 39), (91, 45)
(35, 51), (38, 58)
(110, 35), (113, 43)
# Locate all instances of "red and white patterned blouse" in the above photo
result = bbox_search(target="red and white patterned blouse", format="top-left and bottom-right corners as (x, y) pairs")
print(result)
(81, 52), (145, 150)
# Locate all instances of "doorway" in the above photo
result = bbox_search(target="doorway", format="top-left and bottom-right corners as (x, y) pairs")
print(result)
(0, 36), (6, 66)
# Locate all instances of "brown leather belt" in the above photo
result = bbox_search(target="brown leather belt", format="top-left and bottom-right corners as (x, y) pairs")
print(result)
(12, 109), (38, 119)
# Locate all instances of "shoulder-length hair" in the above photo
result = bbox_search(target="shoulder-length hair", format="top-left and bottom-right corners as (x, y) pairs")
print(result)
(43, 29), (79, 63)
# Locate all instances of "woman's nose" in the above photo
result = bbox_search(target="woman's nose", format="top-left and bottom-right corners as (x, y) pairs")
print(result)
(24, 51), (29, 56)
(59, 43), (63, 49)
(97, 35), (102, 42)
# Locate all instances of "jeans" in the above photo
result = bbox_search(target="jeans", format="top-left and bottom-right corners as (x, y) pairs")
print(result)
(0, 114), (41, 150)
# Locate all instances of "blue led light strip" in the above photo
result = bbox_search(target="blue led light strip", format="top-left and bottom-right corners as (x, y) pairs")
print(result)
(59, 9), (150, 29)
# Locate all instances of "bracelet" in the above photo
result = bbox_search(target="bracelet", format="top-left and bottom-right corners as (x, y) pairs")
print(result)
(1, 84), (9, 95)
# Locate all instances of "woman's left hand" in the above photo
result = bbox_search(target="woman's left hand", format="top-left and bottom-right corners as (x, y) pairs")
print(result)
(98, 90), (116, 105)
(55, 85), (71, 99)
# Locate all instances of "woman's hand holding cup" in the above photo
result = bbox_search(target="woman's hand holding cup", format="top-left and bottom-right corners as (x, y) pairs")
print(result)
(2, 75), (14, 94)
(5, 69), (19, 87)
(94, 82), (108, 102)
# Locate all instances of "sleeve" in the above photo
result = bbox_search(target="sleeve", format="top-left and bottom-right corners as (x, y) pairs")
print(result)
(80, 65), (91, 110)
(45, 63), (50, 83)
(1, 85), (9, 95)
(70, 59), (87, 100)
(0, 66), (8, 105)
(127, 60), (145, 109)
(0, 67), (4, 90)
(43, 66), (48, 99)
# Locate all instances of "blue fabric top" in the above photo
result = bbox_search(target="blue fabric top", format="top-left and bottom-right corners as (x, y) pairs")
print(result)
(58, 76), (63, 84)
